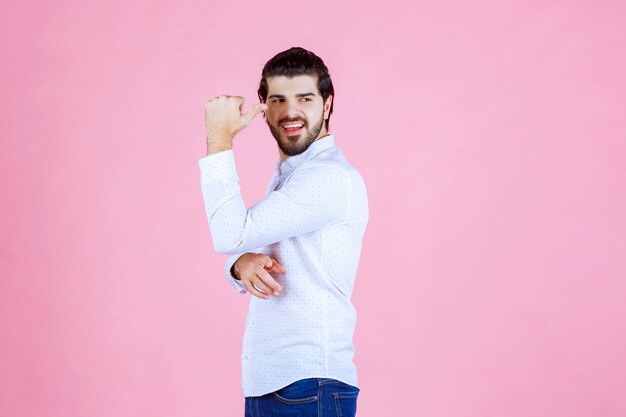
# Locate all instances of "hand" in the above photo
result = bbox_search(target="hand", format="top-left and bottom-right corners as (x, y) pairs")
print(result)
(232, 253), (285, 299)
(204, 95), (267, 154)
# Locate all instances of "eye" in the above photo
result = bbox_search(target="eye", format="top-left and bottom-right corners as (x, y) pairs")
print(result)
(271, 98), (283, 103)
(301, 97), (311, 101)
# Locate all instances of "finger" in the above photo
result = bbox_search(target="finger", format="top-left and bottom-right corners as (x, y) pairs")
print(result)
(241, 103), (268, 126)
(251, 275), (275, 296)
(256, 266), (283, 295)
(265, 262), (285, 273)
(231, 96), (244, 113)
(243, 279), (269, 300)
(266, 257), (285, 273)
(263, 257), (285, 271)
(261, 255), (274, 269)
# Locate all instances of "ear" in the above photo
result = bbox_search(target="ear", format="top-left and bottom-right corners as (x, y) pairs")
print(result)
(323, 95), (333, 120)
(259, 99), (266, 118)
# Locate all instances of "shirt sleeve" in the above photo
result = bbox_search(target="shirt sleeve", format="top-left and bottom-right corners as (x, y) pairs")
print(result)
(224, 252), (247, 294)
(198, 149), (351, 254)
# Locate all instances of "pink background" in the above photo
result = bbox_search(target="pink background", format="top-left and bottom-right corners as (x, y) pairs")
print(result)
(2, 1), (625, 416)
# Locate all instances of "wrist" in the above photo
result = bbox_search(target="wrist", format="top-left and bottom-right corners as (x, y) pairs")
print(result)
(231, 254), (245, 281)
(231, 253), (253, 281)
(206, 140), (233, 156)
(230, 262), (241, 280)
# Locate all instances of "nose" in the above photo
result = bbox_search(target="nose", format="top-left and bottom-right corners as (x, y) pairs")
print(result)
(283, 99), (304, 120)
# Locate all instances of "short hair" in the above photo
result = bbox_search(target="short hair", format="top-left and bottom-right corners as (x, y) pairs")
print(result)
(258, 47), (335, 130)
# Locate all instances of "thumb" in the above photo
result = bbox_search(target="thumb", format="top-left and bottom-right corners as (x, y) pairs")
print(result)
(241, 103), (268, 126)
(268, 258), (285, 272)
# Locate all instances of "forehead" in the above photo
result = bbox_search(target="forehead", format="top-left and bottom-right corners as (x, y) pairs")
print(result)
(266, 75), (320, 96)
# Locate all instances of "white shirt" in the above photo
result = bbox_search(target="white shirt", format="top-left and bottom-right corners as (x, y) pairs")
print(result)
(198, 134), (369, 397)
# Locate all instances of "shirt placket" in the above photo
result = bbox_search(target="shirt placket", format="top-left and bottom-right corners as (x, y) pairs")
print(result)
(267, 170), (281, 194)
(270, 165), (292, 192)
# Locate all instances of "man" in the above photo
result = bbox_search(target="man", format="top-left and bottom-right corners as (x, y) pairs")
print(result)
(199, 47), (368, 416)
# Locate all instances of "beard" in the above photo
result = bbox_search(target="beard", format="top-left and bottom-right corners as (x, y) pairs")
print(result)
(267, 114), (325, 157)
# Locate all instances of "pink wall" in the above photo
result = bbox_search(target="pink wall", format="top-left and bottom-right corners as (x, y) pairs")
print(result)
(2, 1), (625, 416)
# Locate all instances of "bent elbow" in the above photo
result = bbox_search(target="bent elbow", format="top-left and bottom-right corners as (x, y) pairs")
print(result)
(208, 213), (250, 254)
(211, 236), (244, 255)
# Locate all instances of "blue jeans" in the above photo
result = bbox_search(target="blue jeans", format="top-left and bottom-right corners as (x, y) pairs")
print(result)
(244, 377), (360, 417)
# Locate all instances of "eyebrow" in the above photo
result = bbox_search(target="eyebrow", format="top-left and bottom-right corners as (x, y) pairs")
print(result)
(267, 93), (316, 99)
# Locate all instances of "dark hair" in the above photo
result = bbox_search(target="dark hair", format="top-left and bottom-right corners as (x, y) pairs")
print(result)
(258, 47), (335, 130)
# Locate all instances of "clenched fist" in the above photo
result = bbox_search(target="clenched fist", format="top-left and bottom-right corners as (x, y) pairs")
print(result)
(204, 95), (268, 155)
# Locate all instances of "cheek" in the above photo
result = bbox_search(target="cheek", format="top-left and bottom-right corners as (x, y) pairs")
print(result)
(265, 110), (279, 123)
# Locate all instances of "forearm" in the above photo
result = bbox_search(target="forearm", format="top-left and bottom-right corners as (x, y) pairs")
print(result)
(199, 150), (252, 253)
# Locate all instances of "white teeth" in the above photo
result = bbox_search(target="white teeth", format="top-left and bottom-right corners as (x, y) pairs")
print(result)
(283, 124), (303, 129)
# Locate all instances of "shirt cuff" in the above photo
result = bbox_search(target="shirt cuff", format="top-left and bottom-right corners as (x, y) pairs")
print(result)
(198, 150), (239, 183)
(224, 252), (247, 294)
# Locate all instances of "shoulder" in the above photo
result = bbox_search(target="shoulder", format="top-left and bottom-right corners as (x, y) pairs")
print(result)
(304, 147), (363, 177)
(315, 148), (367, 192)
(290, 162), (351, 196)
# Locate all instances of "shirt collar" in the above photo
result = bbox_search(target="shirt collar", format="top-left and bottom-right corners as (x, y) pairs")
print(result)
(275, 134), (335, 176)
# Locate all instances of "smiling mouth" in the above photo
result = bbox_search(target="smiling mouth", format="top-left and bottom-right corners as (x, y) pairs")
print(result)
(281, 122), (305, 135)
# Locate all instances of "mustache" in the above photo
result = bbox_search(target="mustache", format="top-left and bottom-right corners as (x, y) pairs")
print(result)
(279, 117), (307, 125)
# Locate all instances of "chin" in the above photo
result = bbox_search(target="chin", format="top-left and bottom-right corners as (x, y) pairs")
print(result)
(284, 133), (305, 143)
